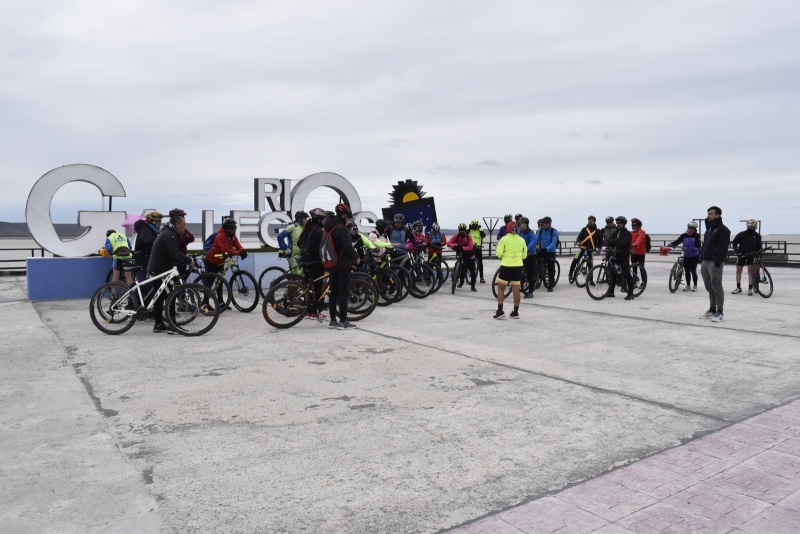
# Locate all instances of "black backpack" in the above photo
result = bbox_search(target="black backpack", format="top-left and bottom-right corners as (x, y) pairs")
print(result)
(645, 234), (652, 253)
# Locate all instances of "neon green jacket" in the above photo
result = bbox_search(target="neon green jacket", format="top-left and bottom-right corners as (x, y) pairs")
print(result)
(496, 234), (527, 267)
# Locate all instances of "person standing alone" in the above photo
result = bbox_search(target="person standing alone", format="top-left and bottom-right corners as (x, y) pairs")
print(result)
(699, 206), (731, 322)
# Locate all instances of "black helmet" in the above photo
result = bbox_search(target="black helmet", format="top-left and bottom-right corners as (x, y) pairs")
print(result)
(615, 216), (627, 224)
(393, 213), (405, 223)
(587, 215), (596, 222)
(630, 218), (642, 227)
(519, 217), (530, 225)
(309, 207), (326, 220)
(335, 203), (352, 218)
(605, 216), (614, 223)
(294, 211), (309, 223)
(503, 214), (513, 223)
(106, 229), (116, 237)
(458, 222), (467, 231)
(542, 216), (552, 224)
(514, 213), (523, 221)
(536, 218), (544, 225)
(375, 219), (388, 232)
(222, 219), (237, 230)
(413, 220), (423, 229)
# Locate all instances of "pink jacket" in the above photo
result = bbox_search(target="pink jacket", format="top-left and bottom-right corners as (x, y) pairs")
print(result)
(447, 233), (475, 258)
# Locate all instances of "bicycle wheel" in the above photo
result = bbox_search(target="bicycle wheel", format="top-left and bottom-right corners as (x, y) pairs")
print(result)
(347, 277), (378, 321)
(439, 258), (450, 284)
(553, 259), (561, 286)
(390, 266), (412, 303)
(408, 263), (435, 298)
(165, 284), (220, 336)
(426, 261), (444, 294)
(465, 266), (474, 287)
(451, 261), (462, 294)
(374, 267), (400, 306)
(194, 272), (232, 312)
(105, 269), (114, 284)
(586, 265), (611, 300)
(89, 282), (137, 335)
(630, 263), (647, 297)
(263, 280), (310, 328)
(258, 266), (287, 298)
(668, 261), (683, 293)
(229, 270), (259, 312)
(492, 268), (512, 299)
(755, 265), (773, 298)
(574, 257), (590, 288)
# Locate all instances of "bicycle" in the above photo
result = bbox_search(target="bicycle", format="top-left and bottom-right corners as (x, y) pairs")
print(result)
(406, 249), (442, 294)
(262, 268), (378, 329)
(450, 251), (477, 294)
(206, 254), (259, 312)
(570, 247), (595, 288)
(668, 248), (686, 293)
(186, 254), (233, 312)
(427, 249), (450, 285)
(742, 248), (774, 298)
(357, 255), (402, 306)
(258, 250), (304, 298)
(533, 252), (560, 290)
(90, 266), (220, 336)
(586, 251), (647, 300)
(491, 264), (531, 298)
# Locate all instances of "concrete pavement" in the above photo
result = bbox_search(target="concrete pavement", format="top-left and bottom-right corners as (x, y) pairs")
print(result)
(2, 256), (800, 533)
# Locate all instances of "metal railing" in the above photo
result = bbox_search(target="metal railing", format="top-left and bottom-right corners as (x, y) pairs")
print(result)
(0, 247), (47, 274)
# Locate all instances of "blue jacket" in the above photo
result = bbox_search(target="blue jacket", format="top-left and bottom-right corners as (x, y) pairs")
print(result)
(519, 229), (537, 256)
(535, 227), (559, 253)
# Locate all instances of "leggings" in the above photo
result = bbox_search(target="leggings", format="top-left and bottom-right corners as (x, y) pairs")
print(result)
(683, 256), (699, 286)
(328, 269), (352, 323)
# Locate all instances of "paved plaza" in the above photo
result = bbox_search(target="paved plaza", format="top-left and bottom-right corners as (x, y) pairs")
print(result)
(2, 255), (800, 533)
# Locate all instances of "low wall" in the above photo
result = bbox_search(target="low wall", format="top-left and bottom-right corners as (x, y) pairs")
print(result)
(26, 253), (283, 301)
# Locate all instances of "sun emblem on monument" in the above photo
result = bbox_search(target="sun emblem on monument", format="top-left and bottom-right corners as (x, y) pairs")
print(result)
(389, 180), (426, 205)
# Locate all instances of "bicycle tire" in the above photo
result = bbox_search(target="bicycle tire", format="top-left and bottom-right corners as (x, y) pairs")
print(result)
(586, 265), (611, 300)
(668, 261), (682, 293)
(574, 256), (590, 288)
(408, 263), (435, 298)
(346, 277), (378, 321)
(426, 261), (444, 294)
(492, 267), (512, 299)
(374, 267), (400, 306)
(390, 266), (412, 303)
(263, 280), (310, 329)
(451, 260), (462, 294)
(229, 270), (260, 312)
(438, 259), (450, 284)
(258, 266), (287, 298)
(165, 284), (220, 336)
(755, 265), (773, 298)
(194, 272), (232, 311)
(630, 263), (647, 297)
(89, 282), (137, 335)
(553, 259), (561, 286)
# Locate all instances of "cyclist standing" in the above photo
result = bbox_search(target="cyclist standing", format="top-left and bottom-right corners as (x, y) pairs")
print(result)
(147, 214), (195, 333)
(425, 222), (447, 264)
(277, 211), (309, 271)
(534, 216), (558, 292)
(406, 221), (428, 258)
(205, 219), (248, 277)
(468, 219), (487, 283)
(104, 229), (134, 286)
(324, 203), (361, 330)
(731, 219), (762, 296)
(518, 217), (537, 299)
(496, 214), (513, 242)
(494, 221), (527, 319)
(605, 216), (635, 300)
(169, 208), (194, 279)
(447, 223), (477, 292)
(569, 215), (600, 284)
(298, 208), (328, 319)
(630, 218), (647, 278)
(668, 222), (702, 292)
(133, 211), (163, 279)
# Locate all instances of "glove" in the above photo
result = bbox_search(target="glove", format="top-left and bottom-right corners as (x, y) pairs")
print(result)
(278, 249), (291, 258)
(239, 250), (248, 259)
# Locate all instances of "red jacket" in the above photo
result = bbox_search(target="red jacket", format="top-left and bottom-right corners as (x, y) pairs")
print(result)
(205, 228), (245, 265)
(630, 228), (647, 255)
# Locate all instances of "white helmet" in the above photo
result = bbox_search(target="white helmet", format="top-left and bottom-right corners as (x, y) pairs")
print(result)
(687, 221), (698, 229)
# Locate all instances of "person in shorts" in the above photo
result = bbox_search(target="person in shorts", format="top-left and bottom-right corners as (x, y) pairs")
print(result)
(494, 221), (528, 319)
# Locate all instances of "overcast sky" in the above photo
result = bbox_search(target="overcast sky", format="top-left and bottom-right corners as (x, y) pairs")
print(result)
(2, 0), (798, 233)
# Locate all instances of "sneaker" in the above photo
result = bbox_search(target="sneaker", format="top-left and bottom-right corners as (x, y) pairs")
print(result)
(711, 312), (725, 322)
(546, 288), (553, 292)
(683, 286), (692, 292)
(493, 310), (506, 320)
(153, 324), (167, 333)
(607, 293), (616, 298)
(337, 320), (357, 330)
(509, 311), (519, 319)
(328, 319), (339, 329)
(732, 287), (742, 294)
(167, 326), (179, 335)
(699, 310), (715, 319)
(523, 293), (533, 299)
(692, 286), (697, 292)
(480, 278), (486, 283)
(470, 287), (477, 292)
(748, 288), (754, 296)
(624, 294), (635, 300)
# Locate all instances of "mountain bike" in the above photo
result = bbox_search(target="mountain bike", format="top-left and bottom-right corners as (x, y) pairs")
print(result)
(262, 268), (378, 328)
(90, 266), (220, 336)
(533, 252), (560, 289)
(586, 251), (647, 300)
(743, 248), (774, 298)
(427, 249), (450, 285)
(186, 254), (232, 312)
(258, 250), (303, 298)
(668, 248), (685, 293)
(407, 249), (443, 294)
(570, 248), (595, 288)
(207, 254), (259, 312)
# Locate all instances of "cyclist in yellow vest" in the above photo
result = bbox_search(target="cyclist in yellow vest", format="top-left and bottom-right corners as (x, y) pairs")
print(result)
(494, 221), (528, 319)
(468, 219), (487, 283)
(104, 229), (134, 285)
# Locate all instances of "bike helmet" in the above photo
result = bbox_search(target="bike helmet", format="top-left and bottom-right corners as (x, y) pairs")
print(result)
(514, 213), (523, 222)
(335, 203), (352, 218)
(506, 221), (518, 234)
(106, 229), (115, 237)
(631, 218), (642, 227)
(519, 217), (530, 225)
(542, 216), (552, 224)
(309, 207), (326, 220)
(605, 216), (614, 223)
(587, 215), (596, 222)
(615, 216), (627, 224)
(458, 222), (468, 231)
(413, 220), (424, 230)
(687, 221), (698, 229)
(503, 214), (512, 223)
(145, 211), (163, 222)
(746, 219), (758, 229)
(536, 218), (544, 225)
(470, 218), (480, 228)
(169, 208), (187, 217)
(294, 210), (309, 222)
(222, 218), (237, 230)
(431, 222), (440, 232)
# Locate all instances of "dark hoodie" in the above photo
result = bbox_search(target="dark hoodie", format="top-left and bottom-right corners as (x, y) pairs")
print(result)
(701, 218), (731, 267)
(732, 228), (761, 256)
(323, 215), (360, 270)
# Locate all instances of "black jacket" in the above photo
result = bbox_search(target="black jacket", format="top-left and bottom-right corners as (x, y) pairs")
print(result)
(147, 225), (192, 275)
(299, 220), (324, 264)
(576, 224), (601, 250)
(323, 215), (360, 270)
(701, 218), (731, 266)
(732, 229), (761, 256)
(606, 227), (632, 256)
(134, 220), (158, 267)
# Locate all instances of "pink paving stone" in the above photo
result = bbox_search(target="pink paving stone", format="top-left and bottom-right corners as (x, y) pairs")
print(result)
(663, 480), (771, 528)
(772, 436), (800, 459)
(496, 496), (608, 533)
(555, 478), (657, 521)
(739, 503), (800, 534)
(714, 422), (788, 448)
(684, 434), (766, 463)
(743, 450), (800, 479)
(453, 516), (526, 534)
(771, 402), (800, 420)
(602, 459), (700, 499)
(744, 412), (800, 436)
(705, 464), (800, 504)
(616, 502), (732, 534)
(648, 447), (734, 480)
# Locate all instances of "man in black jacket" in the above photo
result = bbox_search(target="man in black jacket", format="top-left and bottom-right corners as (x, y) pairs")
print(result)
(731, 219), (762, 296)
(605, 216), (635, 300)
(323, 203), (361, 330)
(699, 206), (731, 322)
(147, 215), (195, 333)
(298, 207), (327, 320)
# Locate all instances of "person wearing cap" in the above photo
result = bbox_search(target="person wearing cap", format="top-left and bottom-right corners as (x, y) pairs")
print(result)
(605, 216), (635, 300)
(494, 220), (527, 319)
(277, 211), (309, 273)
(534, 216), (559, 292)
(668, 222), (702, 291)
(169, 208), (194, 278)
(133, 211), (163, 279)
(731, 219), (762, 296)
(323, 203), (361, 330)
(569, 215), (600, 284)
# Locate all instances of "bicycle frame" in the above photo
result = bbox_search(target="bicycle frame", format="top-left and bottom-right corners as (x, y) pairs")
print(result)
(115, 267), (182, 316)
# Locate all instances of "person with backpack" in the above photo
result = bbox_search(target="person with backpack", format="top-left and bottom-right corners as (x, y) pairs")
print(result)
(568, 215), (600, 284)
(605, 216), (636, 300)
(518, 217), (537, 299)
(204, 219), (248, 305)
(323, 203), (361, 330)
(133, 211), (163, 280)
(534, 216), (559, 292)
(425, 222), (447, 265)
(298, 208), (328, 320)
(104, 229), (134, 285)
(731, 219), (762, 296)
(629, 218), (648, 279)
(668, 221), (702, 292)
